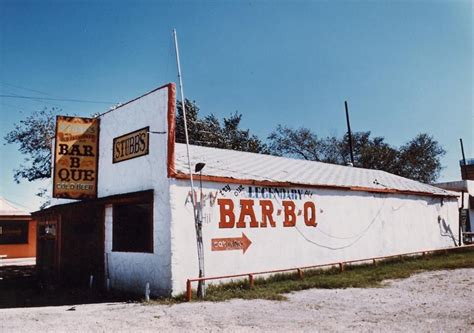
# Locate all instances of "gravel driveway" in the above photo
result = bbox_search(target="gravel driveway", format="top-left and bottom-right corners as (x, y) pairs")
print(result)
(1, 268), (472, 332)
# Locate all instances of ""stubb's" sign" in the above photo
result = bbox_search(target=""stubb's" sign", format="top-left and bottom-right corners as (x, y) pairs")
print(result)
(113, 127), (149, 163)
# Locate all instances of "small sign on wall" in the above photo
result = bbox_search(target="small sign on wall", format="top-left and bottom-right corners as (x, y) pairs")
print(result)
(53, 116), (100, 199)
(113, 127), (149, 163)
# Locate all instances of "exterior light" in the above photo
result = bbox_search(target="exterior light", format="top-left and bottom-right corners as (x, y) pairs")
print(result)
(195, 163), (205, 173)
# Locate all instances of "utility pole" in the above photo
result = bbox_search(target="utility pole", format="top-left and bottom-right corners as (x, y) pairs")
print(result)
(460, 138), (467, 180)
(345, 101), (355, 166)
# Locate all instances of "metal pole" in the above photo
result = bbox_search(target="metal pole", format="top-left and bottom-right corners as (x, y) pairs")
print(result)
(173, 29), (205, 298)
(460, 138), (466, 164)
(460, 138), (467, 179)
(345, 101), (355, 166)
(459, 191), (465, 246)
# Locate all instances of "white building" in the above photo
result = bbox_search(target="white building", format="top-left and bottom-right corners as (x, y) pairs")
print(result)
(435, 180), (473, 243)
(34, 83), (460, 296)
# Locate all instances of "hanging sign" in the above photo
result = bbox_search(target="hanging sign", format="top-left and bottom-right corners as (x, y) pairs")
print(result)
(113, 126), (149, 163)
(53, 116), (100, 199)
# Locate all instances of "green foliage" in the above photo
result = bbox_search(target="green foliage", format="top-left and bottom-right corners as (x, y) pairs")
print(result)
(176, 99), (268, 154)
(267, 125), (322, 160)
(397, 134), (446, 183)
(268, 126), (445, 183)
(3, 108), (58, 183)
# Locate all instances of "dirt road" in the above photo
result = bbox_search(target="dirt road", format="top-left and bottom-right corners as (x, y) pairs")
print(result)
(1, 268), (472, 332)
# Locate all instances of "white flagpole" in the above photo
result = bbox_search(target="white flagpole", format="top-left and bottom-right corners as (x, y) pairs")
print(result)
(173, 29), (206, 297)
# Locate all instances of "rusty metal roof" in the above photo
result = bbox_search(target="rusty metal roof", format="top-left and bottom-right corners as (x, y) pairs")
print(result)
(174, 144), (456, 197)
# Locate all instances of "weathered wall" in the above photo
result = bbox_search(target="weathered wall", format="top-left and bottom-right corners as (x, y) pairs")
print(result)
(169, 180), (459, 295)
(100, 86), (173, 295)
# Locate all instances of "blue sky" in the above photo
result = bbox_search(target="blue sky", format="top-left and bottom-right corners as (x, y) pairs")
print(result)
(0, 0), (472, 211)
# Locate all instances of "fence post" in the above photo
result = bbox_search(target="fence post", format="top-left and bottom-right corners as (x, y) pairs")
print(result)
(186, 280), (192, 301)
(145, 282), (150, 302)
(339, 263), (345, 273)
(248, 274), (254, 289)
(297, 268), (304, 279)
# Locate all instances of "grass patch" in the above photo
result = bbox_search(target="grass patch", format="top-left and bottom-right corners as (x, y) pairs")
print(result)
(179, 248), (474, 302)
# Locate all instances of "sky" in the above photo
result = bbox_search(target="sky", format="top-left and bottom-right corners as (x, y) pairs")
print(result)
(0, 0), (472, 212)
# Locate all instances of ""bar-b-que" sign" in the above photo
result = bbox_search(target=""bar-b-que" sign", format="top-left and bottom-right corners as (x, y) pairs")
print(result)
(113, 127), (149, 163)
(53, 116), (100, 199)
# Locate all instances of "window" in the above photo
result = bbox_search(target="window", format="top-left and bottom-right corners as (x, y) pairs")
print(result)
(112, 202), (153, 253)
(0, 221), (29, 245)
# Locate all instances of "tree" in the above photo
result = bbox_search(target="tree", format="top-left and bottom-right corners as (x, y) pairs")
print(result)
(5, 99), (266, 187)
(397, 134), (445, 183)
(267, 125), (322, 160)
(338, 132), (400, 174)
(5, 101), (445, 193)
(176, 99), (268, 154)
(267, 126), (445, 183)
(4, 108), (58, 183)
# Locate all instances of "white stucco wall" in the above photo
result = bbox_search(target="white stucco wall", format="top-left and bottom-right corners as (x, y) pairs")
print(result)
(100, 86), (173, 296)
(98, 88), (169, 197)
(169, 180), (459, 295)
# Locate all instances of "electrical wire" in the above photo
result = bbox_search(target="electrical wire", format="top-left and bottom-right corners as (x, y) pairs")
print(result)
(1, 90), (60, 106)
(293, 197), (388, 250)
(1, 81), (115, 106)
(0, 94), (114, 104)
(0, 101), (30, 113)
(257, 186), (389, 249)
(1, 82), (52, 96)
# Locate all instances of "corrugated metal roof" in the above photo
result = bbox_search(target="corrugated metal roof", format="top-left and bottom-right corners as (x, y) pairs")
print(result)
(0, 197), (30, 216)
(174, 144), (456, 197)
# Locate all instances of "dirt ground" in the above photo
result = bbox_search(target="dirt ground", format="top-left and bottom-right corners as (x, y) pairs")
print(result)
(0, 268), (472, 332)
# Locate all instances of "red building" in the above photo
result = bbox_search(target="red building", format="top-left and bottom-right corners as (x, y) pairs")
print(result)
(0, 197), (36, 259)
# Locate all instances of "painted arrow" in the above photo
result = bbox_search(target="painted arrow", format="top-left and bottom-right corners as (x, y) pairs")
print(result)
(211, 233), (252, 254)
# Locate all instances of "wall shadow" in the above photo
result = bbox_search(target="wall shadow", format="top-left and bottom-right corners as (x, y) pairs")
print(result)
(0, 264), (138, 309)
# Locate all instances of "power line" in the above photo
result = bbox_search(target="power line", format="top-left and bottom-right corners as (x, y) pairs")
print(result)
(0, 94), (115, 105)
(0, 101), (27, 112)
(1, 82), (52, 96)
(1, 82), (114, 106)
(293, 197), (387, 250)
(2, 90), (62, 107)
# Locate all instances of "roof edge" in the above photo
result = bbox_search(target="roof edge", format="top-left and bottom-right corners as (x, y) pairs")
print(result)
(0, 215), (32, 219)
(96, 82), (174, 119)
(172, 172), (459, 198)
